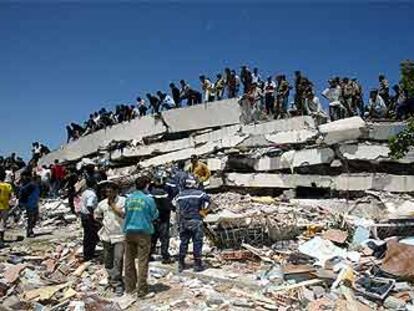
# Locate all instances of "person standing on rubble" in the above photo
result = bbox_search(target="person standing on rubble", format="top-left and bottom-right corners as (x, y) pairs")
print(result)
(94, 181), (125, 296)
(173, 175), (211, 272)
(19, 171), (40, 238)
(149, 171), (173, 264)
(187, 155), (211, 187)
(51, 159), (65, 198)
(123, 175), (158, 298)
(0, 170), (13, 247)
(79, 177), (100, 261)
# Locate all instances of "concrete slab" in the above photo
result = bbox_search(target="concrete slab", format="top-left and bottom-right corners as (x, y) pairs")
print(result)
(225, 173), (414, 192)
(265, 129), (319, 145)
(207, 157), (228, 171)
(242, 116), (316, 136)
(193, 125), (241, 146)
(39, 115), (166, 165)
(318, 116), (366, 145)
(111, 137), (194, 160)
(162, 99), (241, 133)
(139, 136), (247, 168)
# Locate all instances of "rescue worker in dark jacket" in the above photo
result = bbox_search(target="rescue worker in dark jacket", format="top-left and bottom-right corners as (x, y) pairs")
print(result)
(173, 175), (210, 272)
(149, 172), (173, 264)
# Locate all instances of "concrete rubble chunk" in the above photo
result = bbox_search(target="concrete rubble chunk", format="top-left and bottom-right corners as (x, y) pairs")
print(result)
(366, 122), (406, 141)
(318, 116), (366, 145)
(265, 129), (319, 145)
(242, 116), (316, 136)
(253, 147), (334, 171)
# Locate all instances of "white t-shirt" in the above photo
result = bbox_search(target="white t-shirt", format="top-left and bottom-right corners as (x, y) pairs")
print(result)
(94, 196), (126, 243)
(4, 170), (13, 183)
(40, 169), (51, 183)
(322, 86), (341, 103)
(80, 189), (98, 215)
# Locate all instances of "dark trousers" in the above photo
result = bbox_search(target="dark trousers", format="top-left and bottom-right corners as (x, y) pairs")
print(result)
(265, 94), (275, 115)
(81, 214), (99, 260)
(26, 209), (38, 236)
(179, 219), (203, 260)
(151, 220), (171, 259)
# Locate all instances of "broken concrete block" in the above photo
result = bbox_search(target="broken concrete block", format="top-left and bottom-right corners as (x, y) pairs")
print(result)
(253, 147), (334, 171)
(366, 122), (406, 141)
(207, 157), (227, 171)
(162, 99), (240, 133)
(318, 116), (366, 145)
(339, 143), (390, 161)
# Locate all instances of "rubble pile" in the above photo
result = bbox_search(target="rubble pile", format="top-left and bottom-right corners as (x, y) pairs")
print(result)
(6, 99), (411, 310)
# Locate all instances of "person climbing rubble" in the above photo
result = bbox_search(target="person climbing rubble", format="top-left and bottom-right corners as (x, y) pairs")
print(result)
(94, 181), (125, 296)
(149, 170), (174, 264)
(123, 175), (158, 298)
(18, 171), (40, 238)
(173, 175), (211, 273)
(187, 155), (211, 186)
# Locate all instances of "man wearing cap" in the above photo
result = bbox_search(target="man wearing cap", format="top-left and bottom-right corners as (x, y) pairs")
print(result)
(187, 155), (211, 186)
(173, 175), (211, 272)
(94, 181), (125, 296)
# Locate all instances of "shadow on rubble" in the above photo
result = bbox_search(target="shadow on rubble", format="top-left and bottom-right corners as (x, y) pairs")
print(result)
(149, 283), (171, 294)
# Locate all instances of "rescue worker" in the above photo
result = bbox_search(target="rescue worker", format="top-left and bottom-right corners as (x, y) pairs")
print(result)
(174, 175), (211, 273)
(149, 171), (173, 263)
(187, 155), (211, 185)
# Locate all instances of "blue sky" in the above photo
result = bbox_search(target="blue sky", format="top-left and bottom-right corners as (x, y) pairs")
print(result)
(1, 1), (413, 159)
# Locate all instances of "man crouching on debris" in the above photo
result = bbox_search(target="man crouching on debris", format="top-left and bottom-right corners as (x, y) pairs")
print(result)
(173, 175), (211, 273)
(94, 181), (125, 296)
(124, 175), (159, 298)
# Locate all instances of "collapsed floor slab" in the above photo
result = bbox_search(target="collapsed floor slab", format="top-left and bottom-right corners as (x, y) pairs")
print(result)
(225, 173), (414, 193)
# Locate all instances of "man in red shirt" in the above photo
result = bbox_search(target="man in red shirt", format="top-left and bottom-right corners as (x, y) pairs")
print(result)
(51, 159), (65, 198)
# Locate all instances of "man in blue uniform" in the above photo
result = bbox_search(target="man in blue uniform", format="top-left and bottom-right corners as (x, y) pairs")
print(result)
(174, 176), (210, 272)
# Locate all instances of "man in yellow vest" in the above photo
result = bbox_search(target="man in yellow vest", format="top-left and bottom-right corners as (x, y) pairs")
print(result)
(187, 155), (211, 185)
(0, 170), (13, 248)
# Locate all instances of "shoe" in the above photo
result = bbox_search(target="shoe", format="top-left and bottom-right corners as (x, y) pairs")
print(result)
(161, 257), (174, 264)
(178, 260), (186, 273)
(193, 259), (204, 272)
(115, 286), (124, 297)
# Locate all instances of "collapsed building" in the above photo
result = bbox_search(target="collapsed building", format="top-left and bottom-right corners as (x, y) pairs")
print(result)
(4, 99), (414, 310)
(40, 99), (412, 195)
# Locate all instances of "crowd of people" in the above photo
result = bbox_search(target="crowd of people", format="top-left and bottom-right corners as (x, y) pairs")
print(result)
(65, 65), (414, 142)
(0, 150), (213, 299)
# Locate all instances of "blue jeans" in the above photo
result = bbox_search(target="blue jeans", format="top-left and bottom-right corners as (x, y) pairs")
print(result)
(179, 219), (203, 259)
